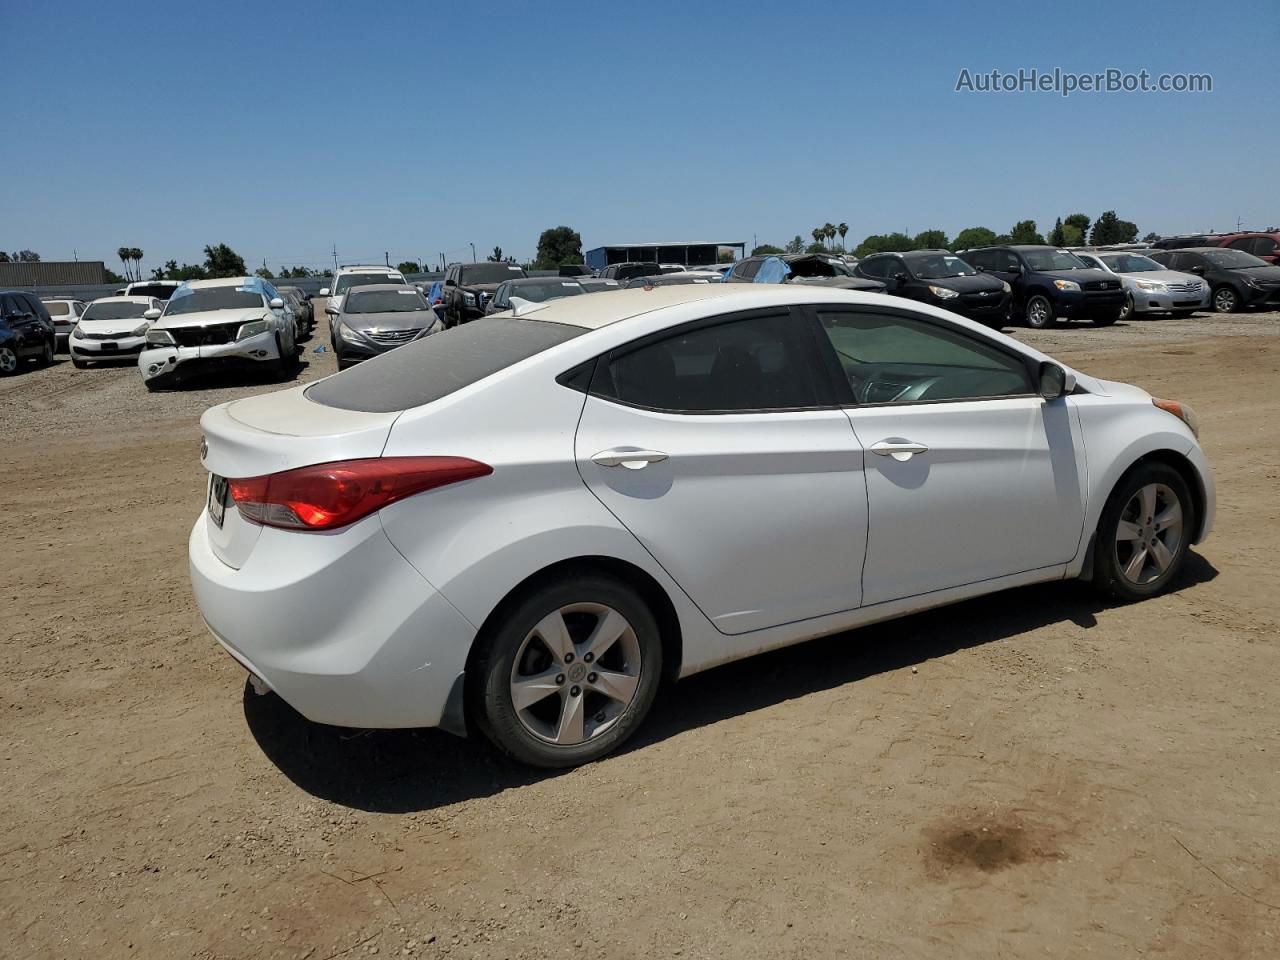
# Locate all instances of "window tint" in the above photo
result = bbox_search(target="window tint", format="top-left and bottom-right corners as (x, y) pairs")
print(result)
(817, 310), (1033, 405)
(1228, 237), (1254, 252)
(858, 257), (888, 279)
(595, 312), (822, 412)
(45, 301), (71, 316)
(737, 259), (762, 280)
(964, 249), (995, 271)
(1252, 237), (1277, 257)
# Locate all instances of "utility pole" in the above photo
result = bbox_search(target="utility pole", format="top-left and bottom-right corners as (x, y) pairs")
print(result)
(1237, 216), (1244, 231)
(469, 242), (476, 262)
(332, 244), (338, 272)
(384, 251), (390, 267)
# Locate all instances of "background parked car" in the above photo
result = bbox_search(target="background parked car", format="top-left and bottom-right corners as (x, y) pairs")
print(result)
(1214, 231), (1280, 264)
(1072, 251), (1208, 320)
(40, 297), (86, 350)
(726, 254), (885, 293)
(0, 290), (56, 375)
(960, 244), (1124, 328)
(442, 261), (528, 326)
(854, 250), (1010, 327)
(326, 283), (438, 369)
(70, 296), (161, 368)
(320, 266), (408, 317)
(484, 277), (586, 315)
(577, 278), (623, 294)
(599, 262), (665, 283)
(623, 272), (722, 288)
(276, 285), (313, 333)
(558, 264), (595, 278)
(123, 280), (184, 301)
(1147, 247), (1280, 313)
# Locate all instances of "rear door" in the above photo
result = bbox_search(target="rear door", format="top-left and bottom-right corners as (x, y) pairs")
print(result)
(809, 305), (1086, 606)
(575, 307), (868, 635)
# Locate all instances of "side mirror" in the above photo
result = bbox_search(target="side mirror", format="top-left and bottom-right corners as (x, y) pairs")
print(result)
(325, 306), (338, 316)
(1007, 264), (1023, 274)
(1037, 361), (1075, 400)
(269, 297), (285, 309)
(319, 287), (330, 296)
(143, 308), (162, 321)
(893, 272), (908, 285)
(1189, 265), (1205, 275)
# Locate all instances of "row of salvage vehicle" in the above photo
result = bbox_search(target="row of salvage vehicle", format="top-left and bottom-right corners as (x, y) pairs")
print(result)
(6, 240), (1280, 384)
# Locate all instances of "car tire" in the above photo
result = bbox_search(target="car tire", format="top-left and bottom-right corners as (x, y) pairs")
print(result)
(1092, 461), (1195, 602)
(1117, 292), (1134, 322)
(1212, 285), (1241, 313)
(336, 357), (352, 370)
(37, 339), (55, 366)
(1091, 312), (1119, 327)
(470, 573), (663, 768)
(0, 346), (18, 376)
(144, 378), (162, 392)
(1024, 294), (1056, 329)
(72, 356), (88, 369)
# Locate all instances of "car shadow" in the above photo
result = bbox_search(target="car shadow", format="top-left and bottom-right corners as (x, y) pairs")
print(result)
(159, 358), (312, 392)
(243, 553), (1217, 813)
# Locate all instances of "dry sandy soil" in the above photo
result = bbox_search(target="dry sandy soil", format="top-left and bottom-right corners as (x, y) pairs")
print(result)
(2, 310), (1279, 959)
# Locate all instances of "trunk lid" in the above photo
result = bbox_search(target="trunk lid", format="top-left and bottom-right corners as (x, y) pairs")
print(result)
(198, 383), (402, 568)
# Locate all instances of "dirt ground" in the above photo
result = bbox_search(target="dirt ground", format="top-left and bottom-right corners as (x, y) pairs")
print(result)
(3, 310), (1279, 960)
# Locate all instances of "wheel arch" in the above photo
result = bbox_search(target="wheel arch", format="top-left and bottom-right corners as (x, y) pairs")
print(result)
(465, 555), (685, 686)
(1113, 448), (1210, 543)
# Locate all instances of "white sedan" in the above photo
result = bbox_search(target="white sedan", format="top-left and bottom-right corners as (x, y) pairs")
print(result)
(69, 296), (160, 367)
(190, 285), (1214, 767)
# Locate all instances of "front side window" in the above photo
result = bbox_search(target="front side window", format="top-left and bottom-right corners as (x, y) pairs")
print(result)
(595, 312), (822, 413)
(817, 310), (1033, 405)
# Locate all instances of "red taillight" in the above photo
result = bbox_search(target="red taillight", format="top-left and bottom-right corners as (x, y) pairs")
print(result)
(227, 457), (492, 530)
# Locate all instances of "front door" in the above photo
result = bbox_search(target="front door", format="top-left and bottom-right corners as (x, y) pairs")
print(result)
(811, 305), (1087, 606)
(574, 307), (868, 635)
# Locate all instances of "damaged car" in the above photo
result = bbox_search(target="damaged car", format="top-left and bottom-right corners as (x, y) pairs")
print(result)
(725, 253), (886, 293)
(138, 277), (298, 390)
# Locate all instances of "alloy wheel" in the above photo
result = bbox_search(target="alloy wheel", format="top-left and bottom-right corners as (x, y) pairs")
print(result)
(1213, 287), (1237, 312)
(0, 347), (17, 374)
(1026, 297), (1051, 327)
(1114, 482), (1184, 586)
(1119, 292), (1134, 321)
(509, 602), (643, 746)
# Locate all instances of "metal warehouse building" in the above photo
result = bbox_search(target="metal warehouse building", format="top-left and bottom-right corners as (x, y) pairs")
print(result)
(0, 261), (107, 286)
(584, 241), (745, 270)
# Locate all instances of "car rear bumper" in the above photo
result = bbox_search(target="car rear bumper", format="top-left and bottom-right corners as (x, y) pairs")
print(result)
(189, 513), (476, 729)
(138, 330), (279, 383)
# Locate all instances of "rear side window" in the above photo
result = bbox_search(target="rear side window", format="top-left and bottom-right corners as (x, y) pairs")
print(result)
(593, 311), (823, 413)
(307, 316), (585, 412)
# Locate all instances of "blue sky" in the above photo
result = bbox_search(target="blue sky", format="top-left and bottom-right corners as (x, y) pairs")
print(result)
(4, 0), (1277, 274)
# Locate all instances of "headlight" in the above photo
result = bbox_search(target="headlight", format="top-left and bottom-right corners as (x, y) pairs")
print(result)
(462, 291), (476, 306)
(146, 328), (175, 347)
(1152, 398), (1200, 438)
(1052, 279), (1081, 291)
(130, 323), (149, 337)
(1244, 275), (1266, 288)
(1134, 280), (1167, 292)
(72, 325), (87, 340)
(1000, 280), (1011, 293)
(927, 285), (959, 299)
(236, 319), (271, 340)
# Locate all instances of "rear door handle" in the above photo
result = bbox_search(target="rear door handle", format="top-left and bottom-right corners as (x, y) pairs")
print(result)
(870, 438), (929, 461)
(591, 448), (669, 470)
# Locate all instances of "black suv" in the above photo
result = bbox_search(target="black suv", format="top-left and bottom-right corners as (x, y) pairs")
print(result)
(0, 290), (56, 375)
(442, 262), (528, 326)
(1148, 247), (1280, 313)
(599, 262), (664, 283)
(960, 245), (1124, 328)
(854, 249), (1011, 327)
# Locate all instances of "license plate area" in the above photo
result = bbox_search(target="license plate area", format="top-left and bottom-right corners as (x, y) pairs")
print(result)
(208, 474), (229, 527)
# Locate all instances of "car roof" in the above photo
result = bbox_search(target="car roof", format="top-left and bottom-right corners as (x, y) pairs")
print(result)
(180, 276), (263, 289)
(343, 283), (420, 295)
(335, 265), (398, 274)
(506, 282), (866, 330)
(89, 295), (153, 304)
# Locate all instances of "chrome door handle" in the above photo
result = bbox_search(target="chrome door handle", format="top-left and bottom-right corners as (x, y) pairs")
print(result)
(870, 438), (929, 461)
(591, 448), (669, 470)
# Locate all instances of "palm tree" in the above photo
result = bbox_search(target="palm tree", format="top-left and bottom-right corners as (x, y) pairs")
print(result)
(811, 228), (823, 249)
(837, 222), (848, 251)
(117, 247), (132, 282)
(822, 223), (836, 251)
(130, 248), (144, 280)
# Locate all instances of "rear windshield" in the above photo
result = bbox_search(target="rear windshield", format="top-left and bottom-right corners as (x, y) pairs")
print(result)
(461, 263), (526, 285)
(127, 283), (179, 300)
(508, 281), (585, 303)
(45, 302), (71, 316)
(307, 316), (586, 413)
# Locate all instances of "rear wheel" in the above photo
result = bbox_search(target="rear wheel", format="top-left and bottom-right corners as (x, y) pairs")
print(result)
(1093, 462), (1195, 602)
(72, 355), (88, 369)
(471, 574), (663, 768)
(0, 346), (17, 376)
(1025, 294), (1055, 329)
(37, 339), (55, 366)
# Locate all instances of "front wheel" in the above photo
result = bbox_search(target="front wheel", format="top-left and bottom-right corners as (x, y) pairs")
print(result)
(1212, 285), (1241, 313)
(1117, 292), (1134, 322)
(0, 346), (18, 376)
(72, 356), (88, 369)
(1024, 294), (1056, 329)
(471, 574), (663, 768)
(1093, 462), (1195, 602)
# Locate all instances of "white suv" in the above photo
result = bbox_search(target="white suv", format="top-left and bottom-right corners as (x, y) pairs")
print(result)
(138, 277), (297, 390)
(319, 266), (407, 329)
